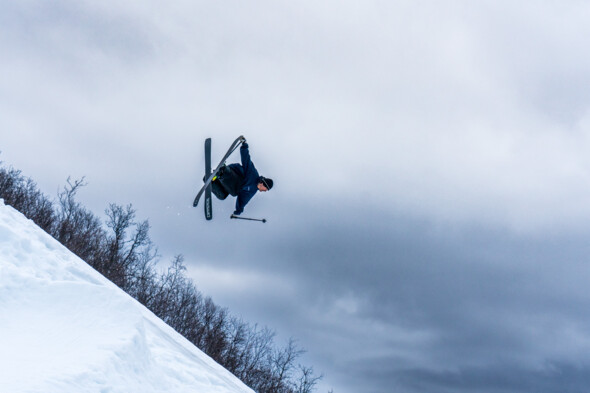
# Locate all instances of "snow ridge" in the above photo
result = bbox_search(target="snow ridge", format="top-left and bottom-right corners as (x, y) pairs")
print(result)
(0, 200), (254, 393)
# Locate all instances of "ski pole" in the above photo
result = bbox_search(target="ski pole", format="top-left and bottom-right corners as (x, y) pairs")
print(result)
(230, 214), (267, 223)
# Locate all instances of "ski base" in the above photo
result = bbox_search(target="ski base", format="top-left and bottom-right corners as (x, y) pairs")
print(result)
(204, 138), (212, 220)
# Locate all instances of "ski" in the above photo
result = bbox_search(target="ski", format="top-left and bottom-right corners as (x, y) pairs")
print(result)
(204, 138), (212, 220)
(193, 135), (245, 208)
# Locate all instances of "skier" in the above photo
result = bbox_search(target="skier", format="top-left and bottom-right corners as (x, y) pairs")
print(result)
(210, 137), (273, 216)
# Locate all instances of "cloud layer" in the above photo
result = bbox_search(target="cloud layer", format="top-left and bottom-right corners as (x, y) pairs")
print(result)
(4, 1), (590, 392)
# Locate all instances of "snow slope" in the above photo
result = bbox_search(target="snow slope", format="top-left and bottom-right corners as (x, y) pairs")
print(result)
(0, 200), (255, 393)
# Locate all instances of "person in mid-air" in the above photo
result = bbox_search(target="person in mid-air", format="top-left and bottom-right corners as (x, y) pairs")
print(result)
(211, 137), (273, 216)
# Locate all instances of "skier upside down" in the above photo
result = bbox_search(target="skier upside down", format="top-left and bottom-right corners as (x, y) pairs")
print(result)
(210, 137), (273, 216)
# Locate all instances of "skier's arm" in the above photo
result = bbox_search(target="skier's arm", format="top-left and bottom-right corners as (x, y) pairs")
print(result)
(234, 190), (255, 216)
(240, 143), (253, 174)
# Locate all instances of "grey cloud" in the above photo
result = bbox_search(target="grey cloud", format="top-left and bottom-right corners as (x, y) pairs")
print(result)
(183, 202), (590, 393)
(388, 362), (590, 393)
(0, 0), (156, 64)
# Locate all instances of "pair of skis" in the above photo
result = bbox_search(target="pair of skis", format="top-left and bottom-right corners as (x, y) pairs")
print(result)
(193, 136), (266, 223)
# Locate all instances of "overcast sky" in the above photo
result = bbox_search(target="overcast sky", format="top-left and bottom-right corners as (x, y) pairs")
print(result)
(4, 1), (590, 392)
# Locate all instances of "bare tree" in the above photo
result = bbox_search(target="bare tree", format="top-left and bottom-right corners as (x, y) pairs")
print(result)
(53, 177), (105, 265)
(268, 338), (304, 393)
(293, 366), (323, 393)
(237, 326), (276, 390)
(0, 165), (55, 232)
(102, 203), (155, 289)
(221, 317), (249, 374)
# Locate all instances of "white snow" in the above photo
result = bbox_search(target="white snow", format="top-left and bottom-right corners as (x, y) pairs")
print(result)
(0, 200), (255, 393)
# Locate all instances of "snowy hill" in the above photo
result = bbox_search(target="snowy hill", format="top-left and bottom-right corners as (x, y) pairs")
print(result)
(0, 200), (255, 393)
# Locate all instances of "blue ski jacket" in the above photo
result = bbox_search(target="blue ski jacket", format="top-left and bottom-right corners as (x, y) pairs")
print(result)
(228, 143), (260, 215)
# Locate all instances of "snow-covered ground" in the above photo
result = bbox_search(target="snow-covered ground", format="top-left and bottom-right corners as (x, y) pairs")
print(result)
(0, 200), (254, 393)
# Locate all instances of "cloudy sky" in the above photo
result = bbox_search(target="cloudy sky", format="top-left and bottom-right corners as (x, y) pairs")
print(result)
(4, 1), (590, 392)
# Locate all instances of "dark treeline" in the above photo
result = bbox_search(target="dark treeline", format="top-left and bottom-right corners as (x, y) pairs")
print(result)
(0, 162), (323, 393)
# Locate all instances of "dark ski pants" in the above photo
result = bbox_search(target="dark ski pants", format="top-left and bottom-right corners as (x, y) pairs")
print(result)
(209, 165), (242, 200)
(211, 180), (229, 200)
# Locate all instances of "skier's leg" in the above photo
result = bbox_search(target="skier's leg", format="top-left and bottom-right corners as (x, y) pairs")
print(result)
(211, 179), (229, 200)
(218, 166), (242, 197)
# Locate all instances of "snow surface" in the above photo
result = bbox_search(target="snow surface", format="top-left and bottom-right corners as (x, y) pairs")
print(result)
(0, 200), (255, 393)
